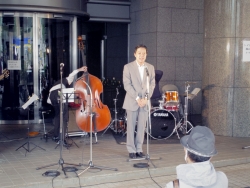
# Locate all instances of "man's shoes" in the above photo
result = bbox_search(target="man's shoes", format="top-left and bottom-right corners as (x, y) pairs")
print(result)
(136, 152), (145, 158)
(129, 153), (136, 159)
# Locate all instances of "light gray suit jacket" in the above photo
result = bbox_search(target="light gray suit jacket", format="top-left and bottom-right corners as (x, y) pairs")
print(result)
(122, 61), (155, 111)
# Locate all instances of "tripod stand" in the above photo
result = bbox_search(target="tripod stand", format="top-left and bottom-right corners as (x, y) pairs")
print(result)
(102, 88), (120, 136)
(128, 67), (161, 168)
(176, 82), (194, 135)
(36, 65), (80, 177)
(16, 94), (46, 156)
(78, 80), (117, 176)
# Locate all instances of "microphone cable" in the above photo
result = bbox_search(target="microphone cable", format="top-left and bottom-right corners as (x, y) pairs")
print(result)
(146, 163), (163, 188)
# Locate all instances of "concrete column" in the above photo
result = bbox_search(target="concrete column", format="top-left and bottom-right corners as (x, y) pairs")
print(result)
(203, 0), (250, 137)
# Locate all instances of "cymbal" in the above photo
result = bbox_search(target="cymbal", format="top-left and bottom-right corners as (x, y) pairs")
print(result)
(185, 81), (198, 84)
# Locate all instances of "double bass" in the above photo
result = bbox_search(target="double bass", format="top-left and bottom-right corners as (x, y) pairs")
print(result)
(74, 36), (111, 133)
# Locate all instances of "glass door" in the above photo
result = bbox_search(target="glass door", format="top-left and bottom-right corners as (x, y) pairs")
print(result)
(0, 13), (33, 122)
(0, 13), (72, 123)
(37, 14), (71, 121)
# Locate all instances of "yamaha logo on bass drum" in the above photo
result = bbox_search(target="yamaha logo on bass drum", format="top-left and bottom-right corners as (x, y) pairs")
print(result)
(153, 111), (169, 117)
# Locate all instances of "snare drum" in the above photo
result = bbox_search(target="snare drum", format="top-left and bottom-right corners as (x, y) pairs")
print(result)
(164, 102), (179, 111)
(165, 91), (179, 102)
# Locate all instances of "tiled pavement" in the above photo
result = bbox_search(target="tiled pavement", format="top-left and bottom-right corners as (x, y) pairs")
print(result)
(0, 123), (250, 188)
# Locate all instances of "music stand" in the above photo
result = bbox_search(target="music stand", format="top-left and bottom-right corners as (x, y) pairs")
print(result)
(57, 88), (79, 148)
(128, 68), (161, 168)
(16, 94), (46, 156)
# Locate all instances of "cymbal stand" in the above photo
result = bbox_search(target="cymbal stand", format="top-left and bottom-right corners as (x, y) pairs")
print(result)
(16, 101), (46, 156)
(128, 67), (161, 167)
(36, 65), (80, 177)
(176, 82), (193, 134)
(102, 88), (119, 136)
(78, 80), (118, 176)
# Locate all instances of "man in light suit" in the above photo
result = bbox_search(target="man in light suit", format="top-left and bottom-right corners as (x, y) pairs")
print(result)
(123, 44), (155, 159)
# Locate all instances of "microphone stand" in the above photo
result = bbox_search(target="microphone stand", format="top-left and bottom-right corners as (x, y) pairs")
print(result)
(128, 67), (161, 167)
(36, 65), (80, 177)
(78, 80), (117, 176)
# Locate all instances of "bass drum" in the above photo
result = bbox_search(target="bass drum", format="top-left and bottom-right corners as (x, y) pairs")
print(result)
(149, 108), (176, 139)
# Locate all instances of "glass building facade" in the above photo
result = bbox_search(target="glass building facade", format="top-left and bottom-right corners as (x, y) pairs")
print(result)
(0, 0), (130, 124)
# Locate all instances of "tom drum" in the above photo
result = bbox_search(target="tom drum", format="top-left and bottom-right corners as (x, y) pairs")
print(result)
(165, 91), (179, 103)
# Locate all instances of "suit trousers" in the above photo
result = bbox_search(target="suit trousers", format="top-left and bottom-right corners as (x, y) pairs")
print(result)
(126, 108), (148, 153)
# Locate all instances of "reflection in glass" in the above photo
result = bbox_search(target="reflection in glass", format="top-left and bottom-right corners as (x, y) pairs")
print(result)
(38, 18), (70, 120)
(0, 16), (33, 120)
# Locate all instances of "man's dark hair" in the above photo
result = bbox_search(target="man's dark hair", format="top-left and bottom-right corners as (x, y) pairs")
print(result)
(187, 151), (211, 162)
(134, 44), (147, 53)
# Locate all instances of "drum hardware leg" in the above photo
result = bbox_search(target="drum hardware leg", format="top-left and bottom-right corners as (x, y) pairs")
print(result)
(16, 107), (46, 156)
(101, 119), (115, 136)
(181, 82), (194, 134)
(122, 130), (127, 137)
(102, 98), (119, 136)
(172, 118), (181, 140)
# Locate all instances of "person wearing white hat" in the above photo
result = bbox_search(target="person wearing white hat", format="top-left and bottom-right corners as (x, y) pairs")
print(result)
(166, 126), (228, 188)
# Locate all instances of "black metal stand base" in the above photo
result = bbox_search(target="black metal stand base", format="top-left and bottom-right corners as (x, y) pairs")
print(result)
(242, 146), (250, 149)
(78, 161), (118, 176)
(16, 125), (46, 156)
(127, 154), (161, 168)
(16, 141), (46, 156)
(41, 132), (53, 142)
(36, 158), (81, 178)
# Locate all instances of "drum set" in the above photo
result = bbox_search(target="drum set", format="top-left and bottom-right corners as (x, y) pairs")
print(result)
(104, 82), (196, 140)
(149, 82), (196, 140)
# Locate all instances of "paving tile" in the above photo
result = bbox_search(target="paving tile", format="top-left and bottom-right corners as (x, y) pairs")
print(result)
(1, 124), (250, 187)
